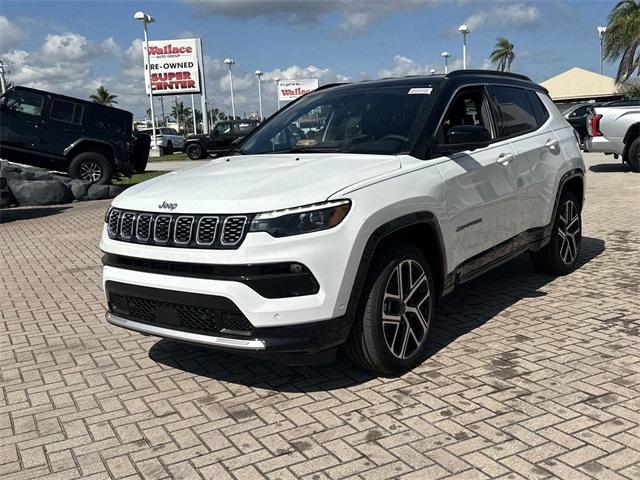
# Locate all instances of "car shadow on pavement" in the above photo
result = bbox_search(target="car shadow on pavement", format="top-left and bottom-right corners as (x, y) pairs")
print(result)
(0, 206), (70, 223)
(589, 163), (632, 173)
(149, 236), (605, 393)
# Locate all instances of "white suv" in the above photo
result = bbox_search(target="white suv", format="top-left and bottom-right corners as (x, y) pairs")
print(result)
(138, 127), (185, 155)
(101, 71), (585, 375)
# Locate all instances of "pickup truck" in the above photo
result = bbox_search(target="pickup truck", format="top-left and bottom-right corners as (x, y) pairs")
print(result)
(585, 101), (640, 172)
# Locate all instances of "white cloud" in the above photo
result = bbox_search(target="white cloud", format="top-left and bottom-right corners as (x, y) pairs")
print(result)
(463, 3), (540, 31)
(0, 16), (27, 54)
(40, 32), (92, 63)
(183, 0), (439, 34)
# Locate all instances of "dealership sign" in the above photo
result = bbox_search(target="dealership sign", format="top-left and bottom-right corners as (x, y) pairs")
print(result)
(276, 79), (319, 102)
(143, 38), (201, 95)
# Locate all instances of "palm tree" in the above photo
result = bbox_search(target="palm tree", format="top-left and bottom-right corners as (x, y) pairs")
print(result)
(90, 86), (118, 106)
(603, 0), (640, 83)
(171, 101), (191, 129)
(489, 37), (515, 72)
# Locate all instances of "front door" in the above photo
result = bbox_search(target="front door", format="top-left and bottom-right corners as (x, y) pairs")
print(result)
(0, 89), (47, 164)
(35, 97), (85, 160)
(433, 86), (519, 270)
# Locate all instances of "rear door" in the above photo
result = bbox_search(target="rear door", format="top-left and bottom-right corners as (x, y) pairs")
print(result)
(434, 86), (519, 269)
(487, 85), (558, 233)
(36, 97), (85, 159)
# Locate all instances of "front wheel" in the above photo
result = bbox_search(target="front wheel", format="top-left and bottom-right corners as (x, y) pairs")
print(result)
(186, 143), (204, 160)
(346, 243), (435, 376)
(69, 152), (113, 184)
(530, 191), (582, 275)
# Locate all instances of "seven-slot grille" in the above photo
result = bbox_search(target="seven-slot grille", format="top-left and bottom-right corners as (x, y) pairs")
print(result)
(106, 208), (250, 249)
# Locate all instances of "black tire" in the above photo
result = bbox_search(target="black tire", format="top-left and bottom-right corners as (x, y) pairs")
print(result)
(346, 243), (435, 376)
(69, 152), (112, 184)
(186, 143), (204, 160)
(165, 141), (173, 155)
(627, 137), (640, 173)
(530, 191), (582, 275)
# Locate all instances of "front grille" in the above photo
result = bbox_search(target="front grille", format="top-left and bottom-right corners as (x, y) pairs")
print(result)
(107, 208), (251, 249)
(108, 292), (254, 335)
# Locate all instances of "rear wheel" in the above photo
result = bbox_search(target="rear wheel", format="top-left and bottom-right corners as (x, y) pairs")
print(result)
(164, 141), (173, 155)
(186, 143), (204, 160)
(530, 191), (582, 275)
(69, 152), (112, 184)
(346, 243), (435, 376)
(627, 137), (640, 173)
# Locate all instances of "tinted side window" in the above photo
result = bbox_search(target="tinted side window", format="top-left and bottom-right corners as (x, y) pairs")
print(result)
(4, 91), (44, 116)
(528, 91), (550, 125)
(489, 86), (538, 138)
(233, 122), (255, 134)
(87, 107), (126, 135)
(50, 99), (83, 124)
(436, 86), (493, 146)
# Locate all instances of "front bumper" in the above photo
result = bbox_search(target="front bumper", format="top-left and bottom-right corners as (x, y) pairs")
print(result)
(104, 280), (351, 354)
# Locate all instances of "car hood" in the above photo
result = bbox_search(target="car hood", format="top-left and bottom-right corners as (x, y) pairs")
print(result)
(113, 153), (401, 213)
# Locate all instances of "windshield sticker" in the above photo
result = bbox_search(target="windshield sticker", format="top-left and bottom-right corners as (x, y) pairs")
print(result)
(408, 87), (433, 95)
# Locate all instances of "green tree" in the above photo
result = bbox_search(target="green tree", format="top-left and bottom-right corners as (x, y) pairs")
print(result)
(618, 80), (640, 98)
(489, 37), (515, 72)
(171, 101), (191, 131)
(90, 85), (118, 106)
(603, 0), (640, 82)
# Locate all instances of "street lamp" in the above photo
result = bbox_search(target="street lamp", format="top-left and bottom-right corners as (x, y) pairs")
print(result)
(274, 77), (281, 110)
(441, 51), (451, 74)
(224, 58), (236, 119)
(134, 10), (158, 150)
(597, 26), (607, 75)
(429, 68), (437, 76)
(458, 24), (470, 70)
(255, 70), (263, 120)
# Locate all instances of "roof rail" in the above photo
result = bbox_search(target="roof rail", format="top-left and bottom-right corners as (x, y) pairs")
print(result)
(445, 69), (532, 82)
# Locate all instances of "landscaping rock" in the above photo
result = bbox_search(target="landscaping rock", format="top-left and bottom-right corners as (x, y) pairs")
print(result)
(10, 179), (74, 206)
(69, 179), (91, 201)
(87, 184), (124, 201)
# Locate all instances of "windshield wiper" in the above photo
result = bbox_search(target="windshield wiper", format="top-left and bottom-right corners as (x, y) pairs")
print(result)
(229, 146), (248, 155)
(269, 146), (343, 154)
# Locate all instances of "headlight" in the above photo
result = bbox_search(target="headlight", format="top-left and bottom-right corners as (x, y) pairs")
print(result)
(249, 200), (351, 237)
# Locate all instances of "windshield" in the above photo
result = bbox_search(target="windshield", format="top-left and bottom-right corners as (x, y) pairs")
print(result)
(240, 85), (434, 155)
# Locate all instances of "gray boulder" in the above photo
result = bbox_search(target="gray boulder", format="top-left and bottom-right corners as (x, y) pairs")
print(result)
(10, 179), (74, 206)
(87, 184), (124, 200)
(69, 179), (91, 201)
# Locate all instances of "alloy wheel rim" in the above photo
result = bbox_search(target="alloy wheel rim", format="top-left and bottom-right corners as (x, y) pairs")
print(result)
(191, 145), (201, 158)
(79, 161), (102, 182)
(381, 259), (431, 359)
(558, 200), (581, 264)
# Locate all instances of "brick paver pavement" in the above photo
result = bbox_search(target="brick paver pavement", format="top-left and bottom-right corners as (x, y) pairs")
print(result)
(1, 153), (639, 479)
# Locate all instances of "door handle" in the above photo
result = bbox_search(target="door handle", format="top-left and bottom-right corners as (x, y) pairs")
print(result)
(497, 153), (515, 165)
(545, 139), (559, 149)
(25, 120), (39, 127)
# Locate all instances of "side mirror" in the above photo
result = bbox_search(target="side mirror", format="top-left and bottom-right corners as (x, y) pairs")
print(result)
(436, 125), (491, 153)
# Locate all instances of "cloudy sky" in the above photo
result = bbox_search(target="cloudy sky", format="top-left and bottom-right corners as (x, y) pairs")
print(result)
(0, 0), (617, 120)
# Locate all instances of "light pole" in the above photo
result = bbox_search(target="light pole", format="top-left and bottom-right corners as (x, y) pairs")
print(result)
(441, 51), (451, 74)
(255, 70), (263, 120)
(459, 24), (470, 70)
(429, 68), (437, 76)
(274, 77), (281, 110)
(224, 58), (236, 119)
(134, 11), (158, 151)
(597, 26), (607, 75)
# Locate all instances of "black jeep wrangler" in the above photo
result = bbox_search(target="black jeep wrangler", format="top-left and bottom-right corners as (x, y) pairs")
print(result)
(185, 119), (259, 159)
(0, 86), (148, 184)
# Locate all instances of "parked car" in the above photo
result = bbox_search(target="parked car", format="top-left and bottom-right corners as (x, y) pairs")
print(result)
(138, 127), (185, 155)
(101, 71), (585, 375)
(0, 86), (147, 184)
(563, 103), (593, 145)
(185, 119), (259, 159)
(585, 102), (640, 172)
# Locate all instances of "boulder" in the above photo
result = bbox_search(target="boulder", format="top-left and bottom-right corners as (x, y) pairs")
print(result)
(87, 184), (124, 200)
(9, 179), (74, 206)
(0, 177), (17, 208)
(69, 179), (91, 201)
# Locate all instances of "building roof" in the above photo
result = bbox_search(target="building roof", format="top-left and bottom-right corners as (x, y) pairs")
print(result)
(540, 67), (619, 101)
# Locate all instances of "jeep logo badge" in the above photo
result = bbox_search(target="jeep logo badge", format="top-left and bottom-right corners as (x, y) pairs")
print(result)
(158, 201), (177, 211)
